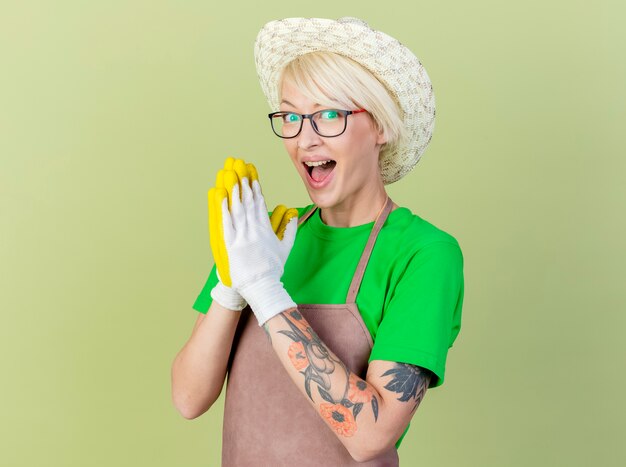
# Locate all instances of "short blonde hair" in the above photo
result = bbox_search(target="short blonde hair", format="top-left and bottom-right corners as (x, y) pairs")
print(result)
(278, 51), (407, 161)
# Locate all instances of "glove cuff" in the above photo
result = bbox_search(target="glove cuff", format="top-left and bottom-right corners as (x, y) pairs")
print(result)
(210, 282), (247, 311)
(239, 277), (297, 326)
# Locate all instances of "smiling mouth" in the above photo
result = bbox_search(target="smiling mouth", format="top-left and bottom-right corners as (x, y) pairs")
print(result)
(305, 160), (337, 183)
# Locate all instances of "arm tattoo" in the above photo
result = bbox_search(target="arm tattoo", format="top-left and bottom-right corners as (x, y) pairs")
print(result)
(278, 309), (380, 437)
(381, 363), (431, 413)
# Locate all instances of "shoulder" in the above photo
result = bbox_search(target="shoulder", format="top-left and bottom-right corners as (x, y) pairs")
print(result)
(385, 206), (462, 255)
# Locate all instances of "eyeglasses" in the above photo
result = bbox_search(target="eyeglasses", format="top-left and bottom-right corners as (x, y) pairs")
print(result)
(268, 108), (367, 138)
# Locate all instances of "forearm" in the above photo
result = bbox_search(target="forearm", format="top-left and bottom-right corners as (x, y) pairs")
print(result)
(264, 308), (398, 462)
(171, 300), (241, 419)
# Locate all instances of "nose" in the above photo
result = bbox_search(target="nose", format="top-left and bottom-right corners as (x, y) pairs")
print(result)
(297, 117), (322, 150)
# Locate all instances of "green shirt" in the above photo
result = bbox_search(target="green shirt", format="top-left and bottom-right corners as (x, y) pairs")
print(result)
(192, 204), (465, 448)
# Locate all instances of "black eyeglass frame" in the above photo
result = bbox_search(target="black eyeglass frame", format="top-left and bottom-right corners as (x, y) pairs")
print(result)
(267, 108), (367, 139)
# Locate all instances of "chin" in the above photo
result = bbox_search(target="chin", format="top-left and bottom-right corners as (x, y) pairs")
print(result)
(306, 190), (340, 210)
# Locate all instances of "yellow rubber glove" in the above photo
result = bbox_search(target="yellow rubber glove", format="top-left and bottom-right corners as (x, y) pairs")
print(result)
(208, 157), (297, 309)
(223, 156), (298, 240)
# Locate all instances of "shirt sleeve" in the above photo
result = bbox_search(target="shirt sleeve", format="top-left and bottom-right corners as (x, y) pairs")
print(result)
(368, 241), (465, 388)
(191, 263), (219, 314)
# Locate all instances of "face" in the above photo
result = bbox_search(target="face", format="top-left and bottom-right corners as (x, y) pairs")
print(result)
(279, 79), (387, 212)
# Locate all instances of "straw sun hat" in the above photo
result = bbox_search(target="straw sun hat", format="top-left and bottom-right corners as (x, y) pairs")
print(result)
(254, 16), (436, 185)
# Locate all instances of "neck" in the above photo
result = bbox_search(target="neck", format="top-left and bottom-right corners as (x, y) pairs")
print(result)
(319, 185), (389, 228)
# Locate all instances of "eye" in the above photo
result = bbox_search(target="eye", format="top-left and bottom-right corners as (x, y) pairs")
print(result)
(320, 110), (339, 120)
(282, 112), (301, 123)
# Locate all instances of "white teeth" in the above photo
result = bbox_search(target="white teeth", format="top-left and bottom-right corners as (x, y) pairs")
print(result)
(304, 160), (333, 167)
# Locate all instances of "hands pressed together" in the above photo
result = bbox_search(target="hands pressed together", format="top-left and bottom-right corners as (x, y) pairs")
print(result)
(208, 157), (299, 326)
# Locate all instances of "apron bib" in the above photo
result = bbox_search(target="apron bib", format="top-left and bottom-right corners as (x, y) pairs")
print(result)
(222, 197), (399, 466)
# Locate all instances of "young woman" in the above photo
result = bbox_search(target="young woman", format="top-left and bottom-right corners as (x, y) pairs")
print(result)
(172, 17), (465, 466)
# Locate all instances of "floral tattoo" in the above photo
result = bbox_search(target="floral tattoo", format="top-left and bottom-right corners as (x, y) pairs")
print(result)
(381, 363), (431, 413)
(278, 309), (379, 437)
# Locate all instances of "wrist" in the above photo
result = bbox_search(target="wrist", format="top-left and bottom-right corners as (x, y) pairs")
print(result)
(239, 276), (296, 326)
(210, 281), (247, 311)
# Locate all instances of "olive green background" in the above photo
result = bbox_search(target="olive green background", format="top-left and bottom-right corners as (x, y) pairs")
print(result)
(1, 1), (624, 466)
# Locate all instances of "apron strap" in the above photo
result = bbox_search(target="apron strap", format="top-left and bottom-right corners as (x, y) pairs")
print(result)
(346, 196), (394, 304)
(297, 205), (318, 226)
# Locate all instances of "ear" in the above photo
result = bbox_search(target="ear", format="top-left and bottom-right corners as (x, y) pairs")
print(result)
(376, 128), (387, 146)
